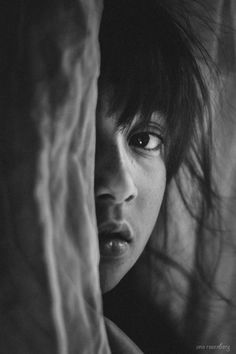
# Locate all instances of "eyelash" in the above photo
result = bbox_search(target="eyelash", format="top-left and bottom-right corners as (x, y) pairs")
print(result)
(128, 131), (163, 152)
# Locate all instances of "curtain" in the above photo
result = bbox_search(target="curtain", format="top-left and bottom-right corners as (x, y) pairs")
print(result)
(0, 0), (110, 353)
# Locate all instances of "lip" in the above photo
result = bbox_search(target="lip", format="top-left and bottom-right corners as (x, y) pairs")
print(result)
(98, 221), (133, 242)
(98, 221), (134, 258)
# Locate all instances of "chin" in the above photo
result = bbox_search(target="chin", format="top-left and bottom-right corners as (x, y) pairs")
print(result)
(99, 259), (131, 293)
(100, 275), (119, 294)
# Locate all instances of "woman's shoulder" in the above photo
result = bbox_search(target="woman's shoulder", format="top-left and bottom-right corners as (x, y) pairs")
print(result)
(104, 317), (143, 354)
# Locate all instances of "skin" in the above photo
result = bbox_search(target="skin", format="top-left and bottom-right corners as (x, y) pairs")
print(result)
(95, 99), (166, 293)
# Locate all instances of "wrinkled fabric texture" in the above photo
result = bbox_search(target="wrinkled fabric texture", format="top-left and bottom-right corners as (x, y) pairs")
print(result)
(0, 0), (110, 353)
(0, 1), (236, 353)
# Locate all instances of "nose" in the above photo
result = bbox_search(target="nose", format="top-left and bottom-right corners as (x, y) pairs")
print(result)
(95, 143), (138, 204)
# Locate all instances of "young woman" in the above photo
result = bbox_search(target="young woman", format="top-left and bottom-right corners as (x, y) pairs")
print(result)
(95, 0), (219, 352)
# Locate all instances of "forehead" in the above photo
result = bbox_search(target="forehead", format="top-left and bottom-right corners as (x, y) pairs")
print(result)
(96, 88), (165, 131)
(96, 71), (168, 131)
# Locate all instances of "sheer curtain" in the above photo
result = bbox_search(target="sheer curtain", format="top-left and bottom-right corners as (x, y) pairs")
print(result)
(0, 0), (110, 352)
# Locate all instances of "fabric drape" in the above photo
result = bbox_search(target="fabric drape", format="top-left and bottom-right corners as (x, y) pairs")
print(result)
(0, 0), (110, 353)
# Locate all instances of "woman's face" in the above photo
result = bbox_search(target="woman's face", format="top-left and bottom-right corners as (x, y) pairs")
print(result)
(95, 98), (166, 293)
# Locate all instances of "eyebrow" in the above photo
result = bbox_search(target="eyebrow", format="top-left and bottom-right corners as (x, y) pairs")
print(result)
(150, 112), (165, 124)
(137, 111), (166, 128)
(122, 112), (166, 134)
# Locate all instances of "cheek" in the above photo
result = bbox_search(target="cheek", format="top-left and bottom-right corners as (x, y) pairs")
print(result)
(135, 162), (166, 239)
(139, 158), (166, 202)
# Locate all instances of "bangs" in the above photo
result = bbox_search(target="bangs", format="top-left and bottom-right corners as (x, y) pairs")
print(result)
(99, 0), (171, 127)
(99, 0), (211, 180)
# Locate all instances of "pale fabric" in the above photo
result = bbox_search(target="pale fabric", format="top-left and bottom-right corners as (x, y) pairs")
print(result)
(0, 0), (110, 353)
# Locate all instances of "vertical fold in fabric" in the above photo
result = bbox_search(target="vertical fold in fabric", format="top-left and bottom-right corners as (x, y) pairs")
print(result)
(0, 0), (110, 353)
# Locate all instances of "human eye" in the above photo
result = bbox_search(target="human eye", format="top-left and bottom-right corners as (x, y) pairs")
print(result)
(128, 130), (163, 152)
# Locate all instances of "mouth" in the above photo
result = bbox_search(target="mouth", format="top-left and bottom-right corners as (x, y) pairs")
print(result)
(98, 222), (133, 258)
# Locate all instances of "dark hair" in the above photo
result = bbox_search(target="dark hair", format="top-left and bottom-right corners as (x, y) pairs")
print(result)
(99, 0), (213, 182)
(100, 1), (225, 350)
(99, 0), (219, 242)
(99, 0), (224, 308)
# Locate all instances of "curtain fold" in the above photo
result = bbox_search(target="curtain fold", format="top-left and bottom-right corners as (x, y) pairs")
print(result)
(0, 0), (110, 353)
